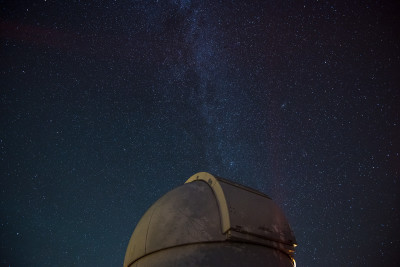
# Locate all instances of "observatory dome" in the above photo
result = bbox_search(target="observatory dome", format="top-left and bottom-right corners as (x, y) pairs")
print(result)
(124, 172), (297, 267)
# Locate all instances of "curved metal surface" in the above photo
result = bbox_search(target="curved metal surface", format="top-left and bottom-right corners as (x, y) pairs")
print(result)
(185, 172), (231, 233)
(186, 172), (297, 254)
(124, 180), (225, 267)
(130, 242), (293, 267)
(124, 172), (297, 267)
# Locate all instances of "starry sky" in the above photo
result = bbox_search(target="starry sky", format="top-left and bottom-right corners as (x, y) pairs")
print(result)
(1, 0), (399, 266)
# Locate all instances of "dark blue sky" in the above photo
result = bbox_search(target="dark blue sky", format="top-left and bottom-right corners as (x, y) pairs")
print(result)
(1, 0), (399, 266)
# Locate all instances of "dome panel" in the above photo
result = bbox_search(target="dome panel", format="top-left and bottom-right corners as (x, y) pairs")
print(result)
(146, 181), (225, 253)
(124, 203), (156, 265)
(217, 178), (296, 252)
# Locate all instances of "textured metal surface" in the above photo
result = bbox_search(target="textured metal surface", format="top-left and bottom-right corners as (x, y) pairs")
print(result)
(186, 172), (296, 254)
(185, 172), (231, 233)
(130, 242), (293, 267)
(124, 181), (225, 267)
(124, 172), (297, 267)
(217, 178), (296, 253)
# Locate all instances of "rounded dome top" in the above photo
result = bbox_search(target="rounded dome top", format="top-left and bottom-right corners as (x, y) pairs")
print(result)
(124, 172), (296, 267)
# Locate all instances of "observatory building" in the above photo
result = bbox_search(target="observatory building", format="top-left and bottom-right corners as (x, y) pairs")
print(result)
(124, 172), (297, 266)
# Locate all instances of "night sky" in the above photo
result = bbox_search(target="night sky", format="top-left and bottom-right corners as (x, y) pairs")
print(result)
(1, 0), (399, 266)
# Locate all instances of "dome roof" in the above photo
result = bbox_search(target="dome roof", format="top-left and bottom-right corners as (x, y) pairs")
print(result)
(124, 172), (297, 267)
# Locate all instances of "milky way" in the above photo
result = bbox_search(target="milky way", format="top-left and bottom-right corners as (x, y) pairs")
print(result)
(1, 1), (399, 266)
